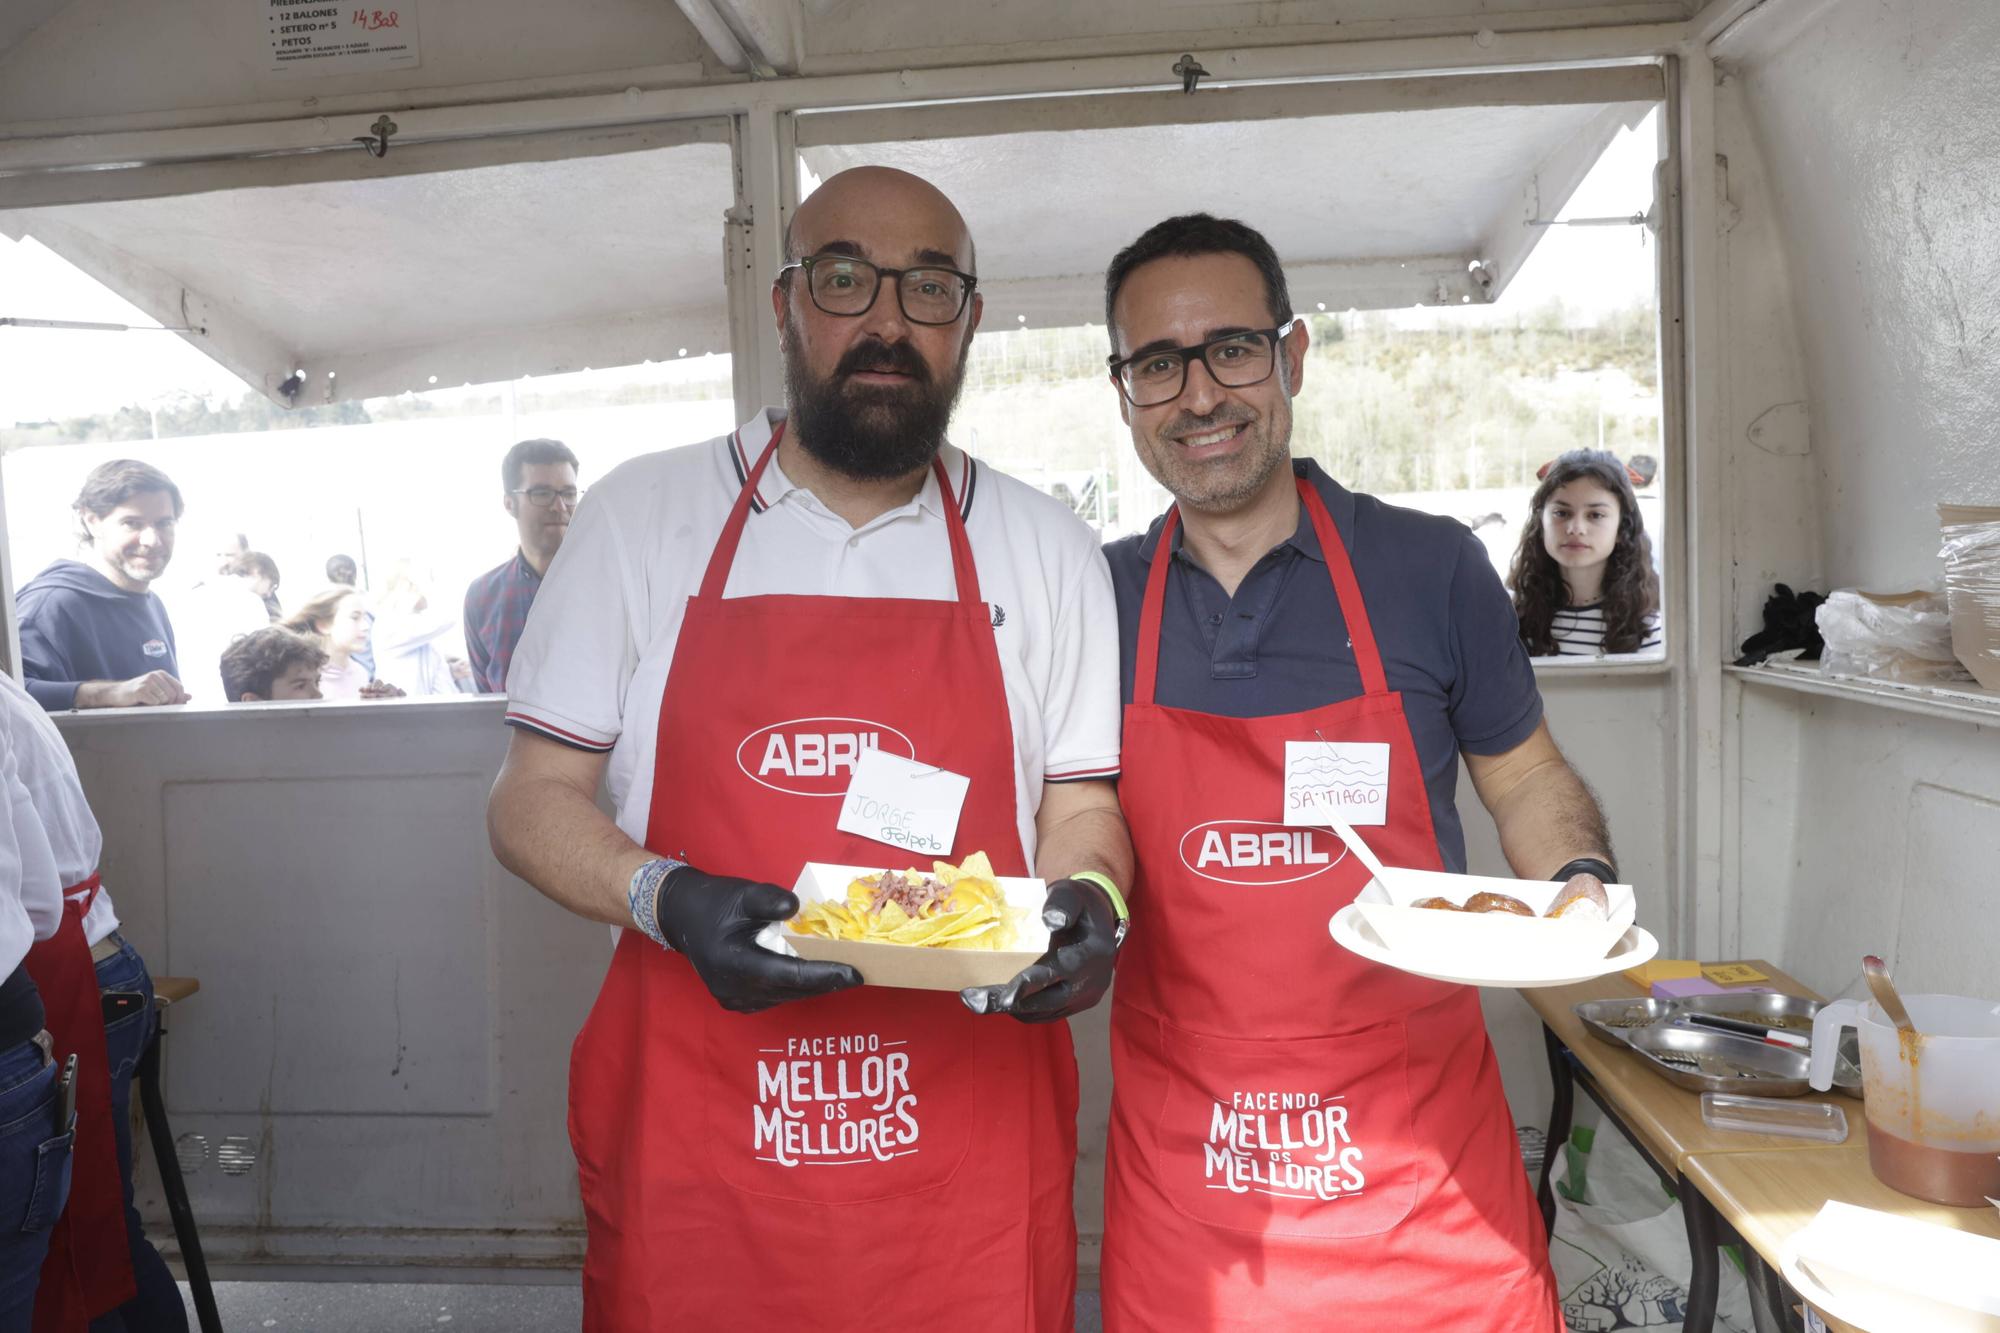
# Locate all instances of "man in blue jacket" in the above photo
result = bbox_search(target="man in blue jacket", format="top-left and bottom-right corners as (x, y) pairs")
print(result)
(18, 459), (192, 711)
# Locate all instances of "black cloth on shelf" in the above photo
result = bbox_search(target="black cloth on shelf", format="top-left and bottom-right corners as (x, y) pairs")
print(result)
(1735, 583), (1828, 665)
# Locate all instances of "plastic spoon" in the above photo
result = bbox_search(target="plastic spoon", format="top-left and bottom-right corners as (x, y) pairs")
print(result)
(1862, 954), (1925, 1062)
(1318, 808), (1397, 893)
(1861, 955), (1920, 1034)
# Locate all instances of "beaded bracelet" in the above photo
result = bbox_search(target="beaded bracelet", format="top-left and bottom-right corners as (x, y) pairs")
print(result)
(627, 857), (685, 948)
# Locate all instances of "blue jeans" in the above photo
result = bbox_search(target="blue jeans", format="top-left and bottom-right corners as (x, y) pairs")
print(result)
(89, 940), (186, 1333)
(0, 1034), (70, 1333)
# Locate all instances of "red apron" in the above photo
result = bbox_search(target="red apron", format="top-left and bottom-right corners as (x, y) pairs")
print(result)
(1100, 478), (1560, 1332)
(567, 428), (1079, 1332)
(23, 874), (136, 1330)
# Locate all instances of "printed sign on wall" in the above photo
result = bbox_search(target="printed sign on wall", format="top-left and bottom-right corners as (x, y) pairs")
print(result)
(266, 0), (420, 75)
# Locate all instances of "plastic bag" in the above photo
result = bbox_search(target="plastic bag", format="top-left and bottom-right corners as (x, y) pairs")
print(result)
(1940, 514), (2000, 689)
(1812, 589), (1969, 683)
(1548, 1118), (1753, 1332)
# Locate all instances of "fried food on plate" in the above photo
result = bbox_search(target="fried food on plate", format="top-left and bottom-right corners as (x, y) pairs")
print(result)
(1464, 892), (1537, 917)
(1412, 880), (1613, 921)
(789, 851), (1022, 950)
(1546, 875), (1611, 922)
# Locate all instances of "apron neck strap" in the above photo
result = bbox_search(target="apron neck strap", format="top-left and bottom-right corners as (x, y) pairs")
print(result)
(1296, 474), (1389, 696)
(698, 422), (983, 605)
(1132, 473), (1389, 705)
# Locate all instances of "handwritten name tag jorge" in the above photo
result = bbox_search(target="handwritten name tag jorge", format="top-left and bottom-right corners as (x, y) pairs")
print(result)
(836, 749), (970, 855)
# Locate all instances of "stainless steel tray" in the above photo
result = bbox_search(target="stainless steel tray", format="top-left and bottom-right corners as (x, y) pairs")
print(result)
(1675, 992), (1820, 1032)
(1573, 997), (1678, 1047)
(1625, 1024), (1813, 1096)
(1673, 993), (1865, 1093)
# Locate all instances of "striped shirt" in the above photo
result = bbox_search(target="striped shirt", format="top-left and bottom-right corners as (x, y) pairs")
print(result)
(1546, 604), (1663, 657)
(463, 550), (543, 694)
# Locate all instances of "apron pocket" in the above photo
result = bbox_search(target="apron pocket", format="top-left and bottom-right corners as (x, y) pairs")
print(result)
(704, 992), (977, 1205)
(1151, 1015), (1422, 1240)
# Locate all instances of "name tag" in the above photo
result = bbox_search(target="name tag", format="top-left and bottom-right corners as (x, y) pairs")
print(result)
(837, 749), (970, 856)
(1282, 741), (1389, 827)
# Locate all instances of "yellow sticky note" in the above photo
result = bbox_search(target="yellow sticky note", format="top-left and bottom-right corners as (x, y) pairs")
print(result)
(1701, 962), (1770, 985)
(1623, 959), (1701, 987)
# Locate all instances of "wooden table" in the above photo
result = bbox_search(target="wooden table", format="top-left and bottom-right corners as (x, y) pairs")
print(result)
(1685, 1142), (2000, 1333)
(1523, 960), (1860, 1332)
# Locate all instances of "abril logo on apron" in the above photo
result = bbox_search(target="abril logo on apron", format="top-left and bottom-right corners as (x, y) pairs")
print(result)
(1178, 820), (1349, 886)
(734, 716), (915, 796)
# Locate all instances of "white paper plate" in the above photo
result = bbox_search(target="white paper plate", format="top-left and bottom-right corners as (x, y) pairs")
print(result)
(1778, 1204), (2000, 1333)
(1328, 902), (1658, 988)
(1778, 1237), (2000, 1332)
(1351, 869), (1637, 969)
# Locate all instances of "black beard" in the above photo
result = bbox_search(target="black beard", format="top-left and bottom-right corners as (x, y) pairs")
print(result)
(782, 330), (967, 481)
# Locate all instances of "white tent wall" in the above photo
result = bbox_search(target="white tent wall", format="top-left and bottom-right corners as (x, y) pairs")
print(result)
(1713, 0), (2000, 1006)
(0, 0), (1834, 1283)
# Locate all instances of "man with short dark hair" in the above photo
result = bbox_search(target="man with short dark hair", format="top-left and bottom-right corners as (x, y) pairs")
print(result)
(1095, 214), (1597, 1330)
(220, 627), (327, 702)
(461, 438), (580, 694)
(325, 554), (358, 587)
(18, 460), (190, 711)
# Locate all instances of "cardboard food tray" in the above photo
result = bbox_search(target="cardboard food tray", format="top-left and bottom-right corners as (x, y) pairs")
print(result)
(762, 862), (1050, 992)
(1351, 869), (1636, 976)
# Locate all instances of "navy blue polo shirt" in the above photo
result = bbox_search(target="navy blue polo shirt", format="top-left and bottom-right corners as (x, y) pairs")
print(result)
(1104, 458), (1544, 872)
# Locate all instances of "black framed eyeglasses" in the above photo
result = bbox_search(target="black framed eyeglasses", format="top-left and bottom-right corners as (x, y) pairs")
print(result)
(1107, 318), (1299, 408)
(512, 486), (584, 509)
(777, 253), (978, 326)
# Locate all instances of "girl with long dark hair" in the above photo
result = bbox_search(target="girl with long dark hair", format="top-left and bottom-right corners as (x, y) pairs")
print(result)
(1508, 450), (1662, 656)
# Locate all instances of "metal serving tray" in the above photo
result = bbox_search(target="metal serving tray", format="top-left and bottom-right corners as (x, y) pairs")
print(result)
(1625, 1024), (1813, 1097)
(1573, 997), (1679, 1047)
(1675, 992), (1821, 1032)
(1672, 993), (1865, 1093)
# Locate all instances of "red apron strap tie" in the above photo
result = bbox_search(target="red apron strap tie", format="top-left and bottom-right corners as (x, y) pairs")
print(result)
(1296, 476), (1390, 697)
(1132, 476), (1391, 704)
(61, 871), (101, 917)
(1132, 507), (1180, 707)
(699, 422), (984, 607)
(697, 423), (784, 600)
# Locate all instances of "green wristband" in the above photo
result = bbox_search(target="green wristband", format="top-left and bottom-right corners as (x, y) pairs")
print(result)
(1070, 871), (1129, 921)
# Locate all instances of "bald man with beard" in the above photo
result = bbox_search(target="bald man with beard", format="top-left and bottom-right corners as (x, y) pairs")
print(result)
(489, 167), (1132, 1330)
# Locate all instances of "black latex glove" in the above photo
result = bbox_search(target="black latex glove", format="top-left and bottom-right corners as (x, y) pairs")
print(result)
(959, 878), (1120, 1023)
(656, 865), (862, 1014)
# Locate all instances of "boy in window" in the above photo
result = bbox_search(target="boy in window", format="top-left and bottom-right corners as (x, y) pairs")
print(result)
(219, 627), (327, 703)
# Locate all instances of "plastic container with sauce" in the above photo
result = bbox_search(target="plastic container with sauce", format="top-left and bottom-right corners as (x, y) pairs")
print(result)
(1809, 993), (2000, 1206)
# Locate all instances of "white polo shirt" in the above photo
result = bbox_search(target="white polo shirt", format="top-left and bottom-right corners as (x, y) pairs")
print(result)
(0, 672), (119, 945)
(1, 704), (64, 978)
(506, 408), (1122, 864)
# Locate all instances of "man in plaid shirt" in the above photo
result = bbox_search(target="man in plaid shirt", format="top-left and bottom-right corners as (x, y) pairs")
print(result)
(464, 438), (581, 694)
